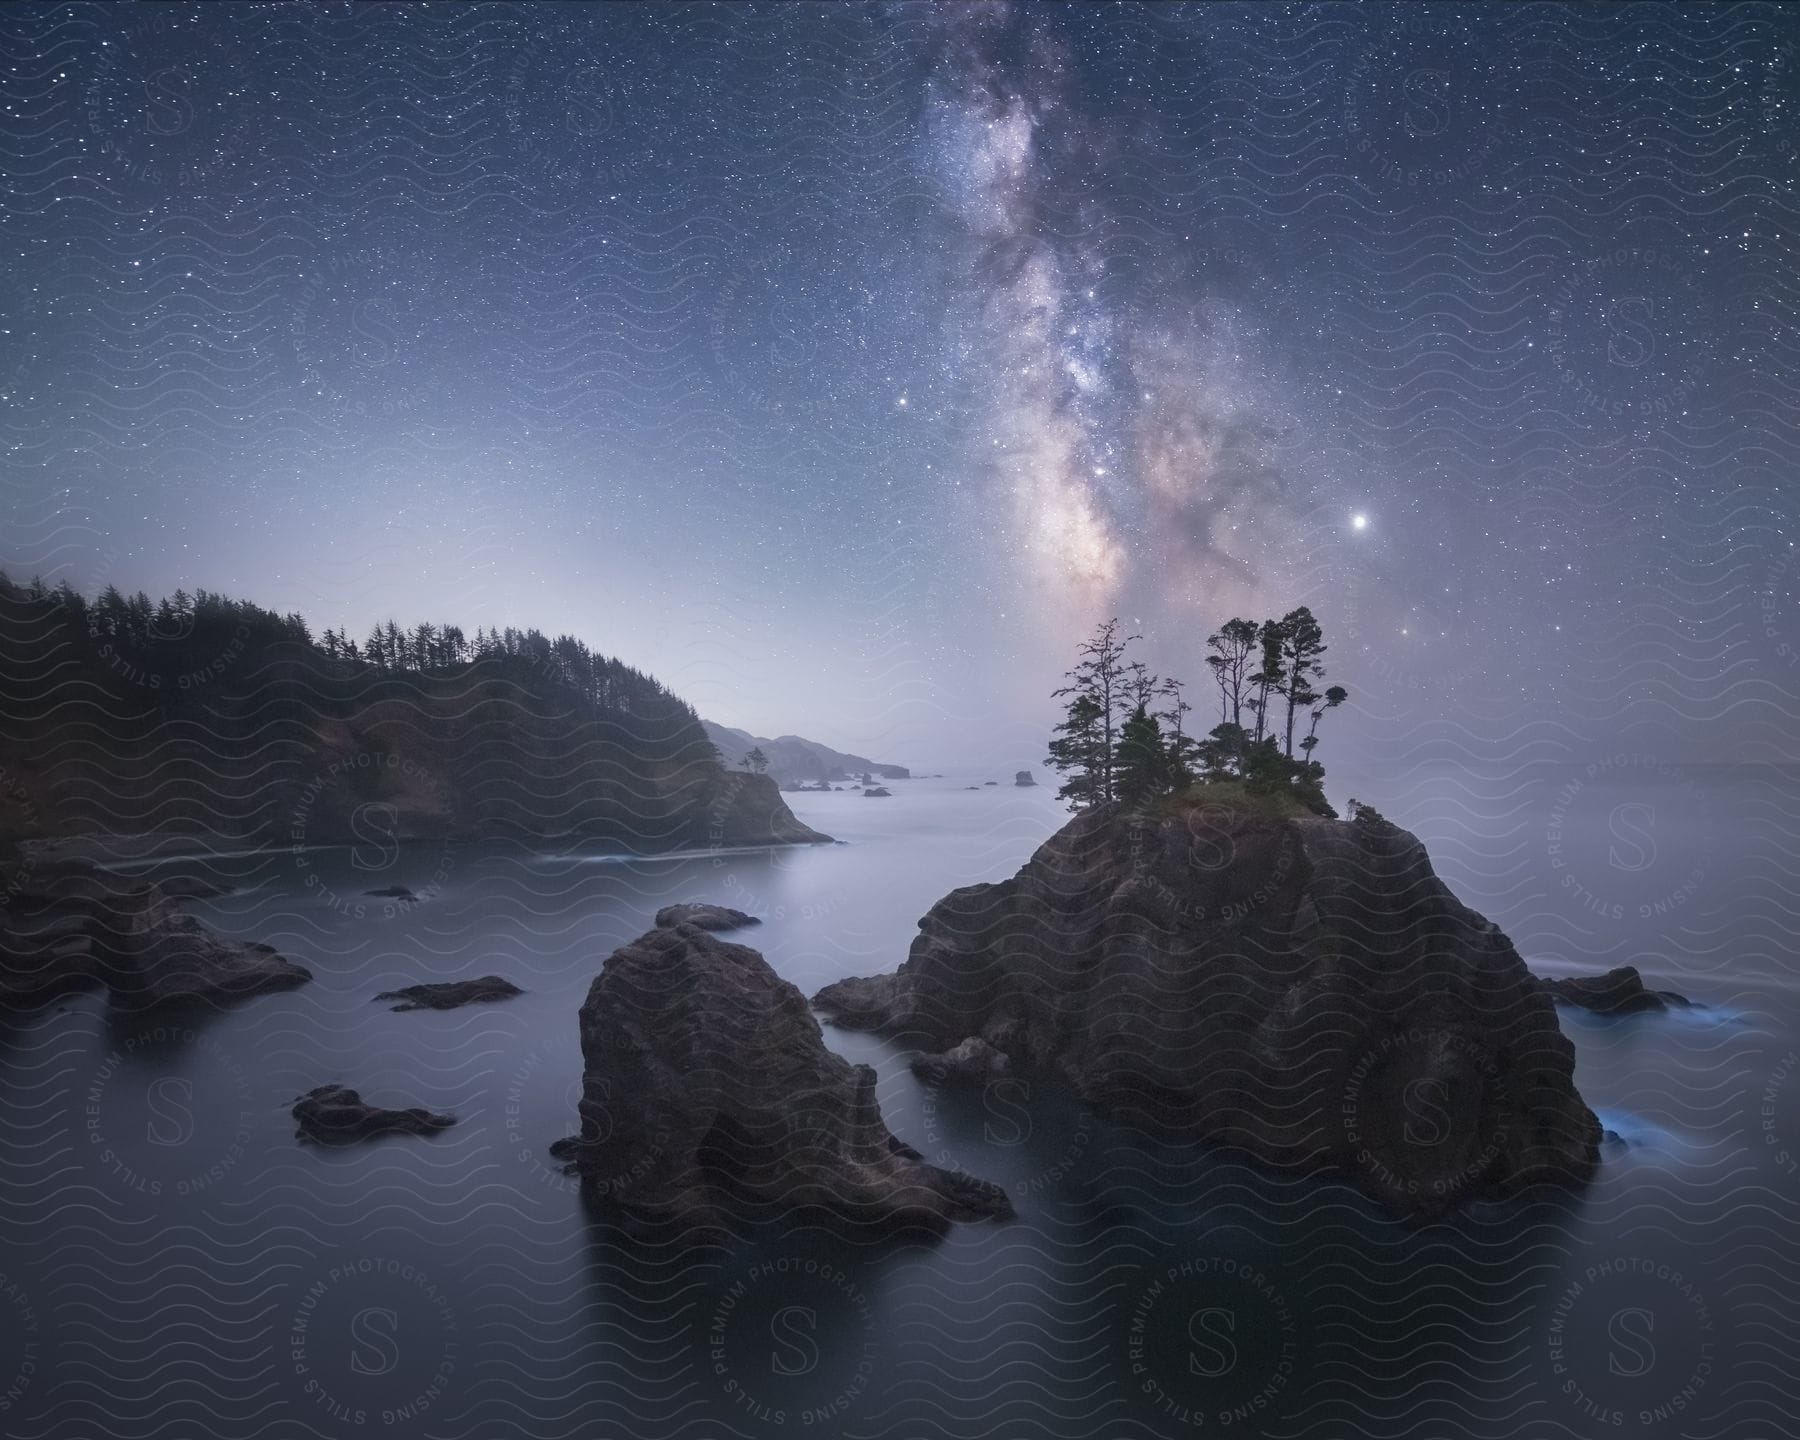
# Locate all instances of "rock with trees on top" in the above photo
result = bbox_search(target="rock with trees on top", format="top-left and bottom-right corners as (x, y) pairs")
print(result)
(815, 611), (1602, 1222)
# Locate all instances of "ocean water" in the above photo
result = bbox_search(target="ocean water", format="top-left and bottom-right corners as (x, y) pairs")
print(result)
(0, 768), (1794, 1438)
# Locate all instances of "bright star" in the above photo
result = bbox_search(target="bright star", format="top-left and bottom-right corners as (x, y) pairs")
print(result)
(1351, 513), (1369, 532)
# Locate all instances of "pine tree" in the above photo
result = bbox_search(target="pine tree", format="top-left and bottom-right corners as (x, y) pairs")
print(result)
(1157, 675), (1197, 784)
(1047, 617), (1139, 808)
(1276, 607), (1327, 759)
(1115, 704), (1174, 803)
(1045, 691), (1107, 809)
(1204, 618), (1259, 729)
(1300, 684), (1348, 758)
(1247, 618), (1286, 744)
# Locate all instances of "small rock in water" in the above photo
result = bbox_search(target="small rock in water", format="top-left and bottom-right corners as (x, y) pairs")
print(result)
(373, 976), (523, 1011)
(364, 885), (417, 900)
(1014, 770), (1037, 787)
(911, 1036), (1010, 1084)
(654, 902), (759, 931)
(292, 1084), (455, 1145)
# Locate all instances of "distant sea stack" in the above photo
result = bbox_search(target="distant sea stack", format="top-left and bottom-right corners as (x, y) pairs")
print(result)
(1014, 770), (1036, 787)
(552, 923), (1011, 1240)
(814, 793), (1601, 1221)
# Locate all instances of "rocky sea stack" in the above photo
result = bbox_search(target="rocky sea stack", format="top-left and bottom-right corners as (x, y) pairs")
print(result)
(814, 792), (1602, 1220)
(552, 922), (1012, 1241)
(1, 860), (310, 1009)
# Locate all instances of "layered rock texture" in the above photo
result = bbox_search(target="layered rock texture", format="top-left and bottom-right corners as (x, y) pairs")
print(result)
(814, 796), (1602, 1219)
(552, 922), (1011, 1240)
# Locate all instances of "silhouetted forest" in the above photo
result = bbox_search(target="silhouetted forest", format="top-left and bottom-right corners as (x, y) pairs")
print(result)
(0, 572), (736, 848)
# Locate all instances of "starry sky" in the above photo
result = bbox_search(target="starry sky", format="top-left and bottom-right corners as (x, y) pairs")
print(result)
(2, 1), (1797, 779)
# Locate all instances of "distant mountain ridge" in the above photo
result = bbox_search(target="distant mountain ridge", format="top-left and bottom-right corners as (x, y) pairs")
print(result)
(703, 721), (909, 785)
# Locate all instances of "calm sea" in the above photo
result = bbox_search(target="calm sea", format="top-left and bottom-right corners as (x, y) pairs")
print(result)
(0, 766), (1793, 1438)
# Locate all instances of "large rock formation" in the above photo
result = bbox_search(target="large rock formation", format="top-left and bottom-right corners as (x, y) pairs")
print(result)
(814, 796), (1602, 1220)
(0, 860), (310, 1009)
(551, 922), (1011, 1240)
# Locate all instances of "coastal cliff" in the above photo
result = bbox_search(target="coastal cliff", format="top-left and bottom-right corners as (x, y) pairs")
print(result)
(815, 793), (1601, 1219)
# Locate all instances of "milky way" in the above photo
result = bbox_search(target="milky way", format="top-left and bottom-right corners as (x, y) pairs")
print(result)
(920, 4), (1308, 637)
(0, 1), (1794, 769)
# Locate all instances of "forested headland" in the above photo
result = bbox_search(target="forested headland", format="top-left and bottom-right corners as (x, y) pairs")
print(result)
(0, 572), (825, 854)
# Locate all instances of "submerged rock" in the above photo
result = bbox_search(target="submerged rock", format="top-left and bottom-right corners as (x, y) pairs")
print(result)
(862, 786), (892, 798)
(364, 885), (417, 900)
(1014, 770), (1037, 787)
(654, 902), (759, 932)
(1537, 965), (1692, 1015)
(814, 795), (1601, 1220)
(551, 922), (1011, 1241)
(373, 976), (523, 1011)
(292, 1084), (456, 1144)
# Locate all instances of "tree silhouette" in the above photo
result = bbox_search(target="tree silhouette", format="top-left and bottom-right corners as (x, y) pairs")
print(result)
(1045, 690), (1107, 809)
(1115, 704), (1175, 803)
(1045, 617), (1140, 808)
(1247, 618), (1285, 745)
(1046, 609), (1352, 818)
(1275, 606), (1327, 759)
(1204, 617), (1259, 729)
(745, 746), (770, 774)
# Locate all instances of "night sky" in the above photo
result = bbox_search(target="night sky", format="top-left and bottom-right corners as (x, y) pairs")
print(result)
(2, 1), (1796, 777)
